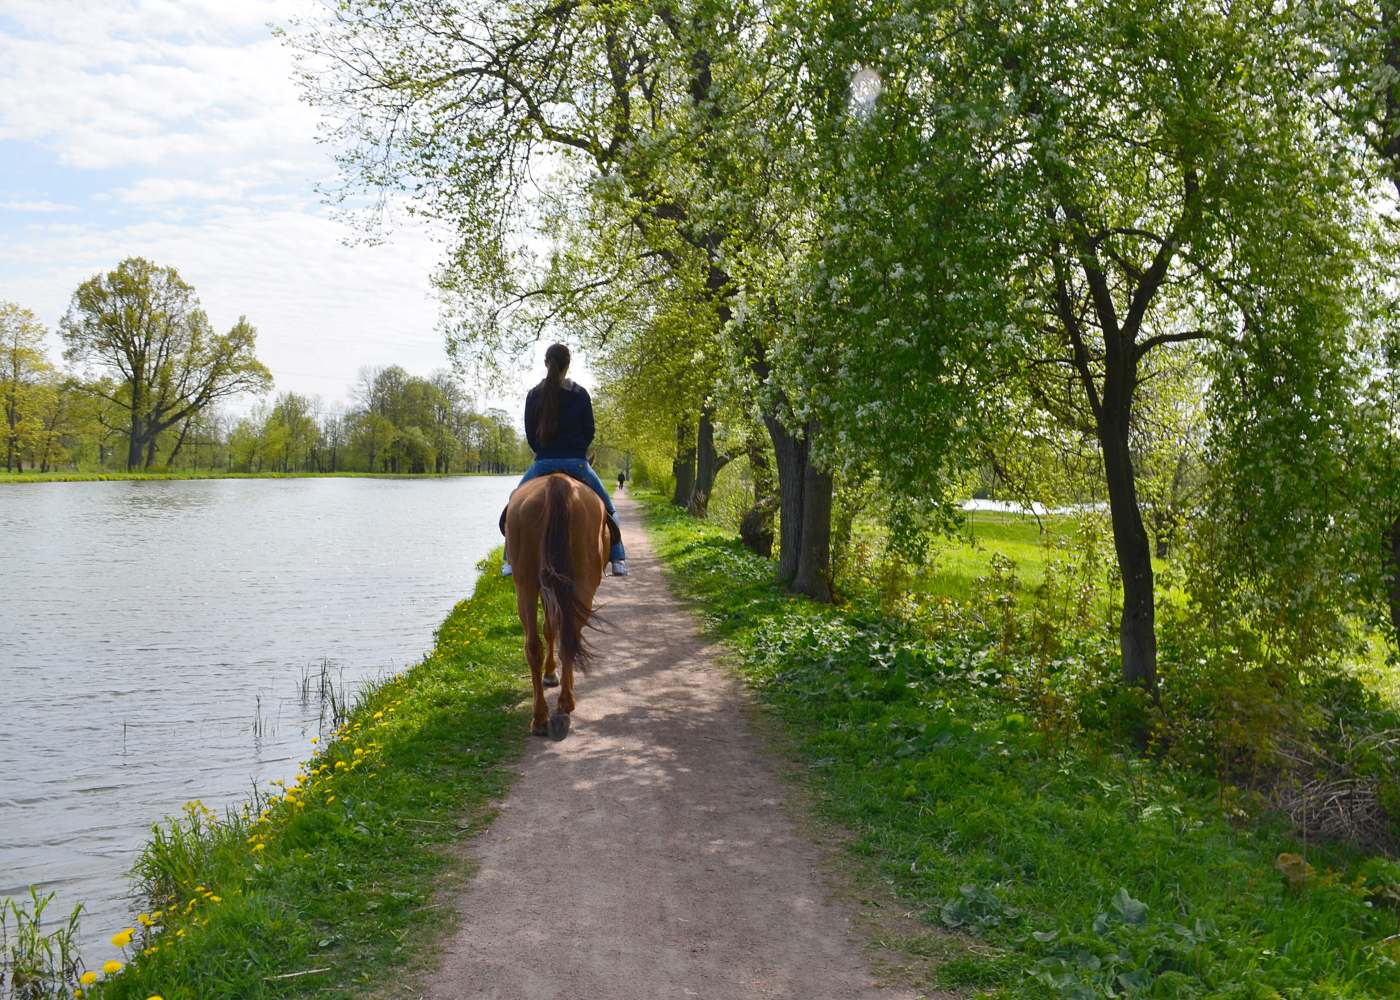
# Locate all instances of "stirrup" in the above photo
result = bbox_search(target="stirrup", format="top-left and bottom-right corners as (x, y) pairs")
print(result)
(610, 560), (628, 577)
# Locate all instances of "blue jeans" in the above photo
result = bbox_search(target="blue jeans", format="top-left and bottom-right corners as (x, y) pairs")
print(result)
(515, 458), (625, 561)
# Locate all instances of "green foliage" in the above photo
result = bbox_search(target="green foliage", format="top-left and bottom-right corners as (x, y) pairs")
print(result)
(60, 258), (273, 471)
(223, 368), (528, 476)
(74, 553), (530, 1000)
(1, 890), (83, 1000)
(641, 493), (1400, 997)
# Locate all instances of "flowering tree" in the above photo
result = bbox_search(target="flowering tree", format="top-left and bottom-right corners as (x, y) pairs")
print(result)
(289, 0), (846, 595)
(772, 0), (1368, 691)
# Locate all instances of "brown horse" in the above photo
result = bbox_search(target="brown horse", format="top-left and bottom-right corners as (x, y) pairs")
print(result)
(504, 474), (608, 740)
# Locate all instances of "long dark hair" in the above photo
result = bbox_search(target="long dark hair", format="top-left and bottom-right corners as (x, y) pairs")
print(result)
(536, 342), (570, 446)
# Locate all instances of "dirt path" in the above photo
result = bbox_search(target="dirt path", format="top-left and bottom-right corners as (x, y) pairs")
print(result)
(424, 495), (920, 999)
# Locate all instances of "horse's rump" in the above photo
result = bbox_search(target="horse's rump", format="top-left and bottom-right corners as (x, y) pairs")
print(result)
(537, 475), (596, 672)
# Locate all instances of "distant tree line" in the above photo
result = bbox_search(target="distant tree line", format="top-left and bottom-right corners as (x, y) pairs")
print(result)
(225, 369), (529, 475)
(2, 257), (530, 475)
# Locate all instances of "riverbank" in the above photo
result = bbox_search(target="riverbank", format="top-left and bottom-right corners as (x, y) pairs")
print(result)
(640, 494), (1400, 997)
(71, 551), (531, 1000)
(0, 470), (518, 484)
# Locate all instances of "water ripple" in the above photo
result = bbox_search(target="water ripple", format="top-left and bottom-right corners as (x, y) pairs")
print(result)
(0, 476), (516, 963)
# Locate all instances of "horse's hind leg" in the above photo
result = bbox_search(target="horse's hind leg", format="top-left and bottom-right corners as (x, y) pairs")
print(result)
(558, 654), (576, 716)
(518, 588), (549, 736)
(542, 618), (559, 689)
(547, 653), (574, 742)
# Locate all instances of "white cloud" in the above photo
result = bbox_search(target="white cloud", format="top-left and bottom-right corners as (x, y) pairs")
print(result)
(0, 5), (319, 171)
(0, 199), (76, 213)
(0, 2), (545, 412)
(2, 206), (460, 401)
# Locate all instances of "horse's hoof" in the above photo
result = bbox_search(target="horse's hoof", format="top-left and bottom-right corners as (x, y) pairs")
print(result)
(531, 722), (549, 737)
(547, 711), (571, 742)
(543, 674), (559, 688)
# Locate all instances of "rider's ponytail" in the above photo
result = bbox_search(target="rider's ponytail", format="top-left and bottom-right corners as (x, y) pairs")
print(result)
(536, 343), (570, 446)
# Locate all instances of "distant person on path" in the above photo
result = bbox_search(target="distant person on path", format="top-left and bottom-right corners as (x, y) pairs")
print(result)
(617, 470), (626, 492)
(500, 343), (627, 577)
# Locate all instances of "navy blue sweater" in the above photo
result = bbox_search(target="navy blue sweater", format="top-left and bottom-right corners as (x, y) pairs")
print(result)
(524, 380), (595, 459)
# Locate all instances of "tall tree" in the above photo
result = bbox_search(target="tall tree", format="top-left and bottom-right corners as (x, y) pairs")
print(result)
(60, 258), (272, 470)
(1, 301), (53, 473)
(288, 0), (836, 597)
(778, 0), (1366, 689)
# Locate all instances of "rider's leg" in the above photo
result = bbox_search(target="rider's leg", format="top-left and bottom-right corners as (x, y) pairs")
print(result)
(565, 460), (626, 566)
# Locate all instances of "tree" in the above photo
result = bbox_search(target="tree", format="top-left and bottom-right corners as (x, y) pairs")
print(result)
(1308, 0), (1400, 652)
(776, 0), (1366, 689)
(1, 302), (54, 472)
(288, 0), (835, 597)
(60, 258), (272, 470)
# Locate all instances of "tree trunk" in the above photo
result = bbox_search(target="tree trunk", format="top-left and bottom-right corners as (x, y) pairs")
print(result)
(166, 418), (193, 469)
(671, 419), (696, 508)
(764, 413), (806, 582)
(739, 432), (775, 558)
(144, 435), (159, 469)
(792, 459), (834, 601)
(5, 400), (15, 472)
(1098, 404), (1157, 692)
(126, 382), (144, 471)
(688, 406), (732, 518)
(763, 414), (833, 600)
(1385, 514), (1400, 649)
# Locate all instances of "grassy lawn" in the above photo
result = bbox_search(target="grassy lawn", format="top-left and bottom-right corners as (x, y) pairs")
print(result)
(642, 493), (1400, 998)
(72, 551), (531, 1000)
(917, 511), (1083, 602)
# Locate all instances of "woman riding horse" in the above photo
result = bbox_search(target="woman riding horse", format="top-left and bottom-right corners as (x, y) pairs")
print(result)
(501, 343), (626, 577)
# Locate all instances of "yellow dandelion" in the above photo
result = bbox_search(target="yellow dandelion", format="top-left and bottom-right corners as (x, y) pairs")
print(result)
(176, 928), (186, 938)
(74, 990), (83, 999)
(210, 895), (222, 903)
(80, 971), (98, 986)
(147, 995), (165, 1000)
(326, 795), (336, 803)
(353, 748), (365, 757)
(252, 842), (266, 852)
(372, 711), (383, 719)
(111, 928), (134, 947)
(102, 959), (123, 975)
(310, 737), (318, 744)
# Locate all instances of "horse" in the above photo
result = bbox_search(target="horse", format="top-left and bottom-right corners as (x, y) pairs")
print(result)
(504, 473), (608, 741)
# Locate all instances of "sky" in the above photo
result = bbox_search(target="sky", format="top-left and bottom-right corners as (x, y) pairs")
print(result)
(0, 0), (537, 417)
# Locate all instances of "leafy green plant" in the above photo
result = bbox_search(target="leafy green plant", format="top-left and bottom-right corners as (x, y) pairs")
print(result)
(1, 889), (83, 1000)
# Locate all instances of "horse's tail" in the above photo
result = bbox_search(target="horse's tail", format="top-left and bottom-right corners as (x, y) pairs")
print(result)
(539, 475), (592, 672)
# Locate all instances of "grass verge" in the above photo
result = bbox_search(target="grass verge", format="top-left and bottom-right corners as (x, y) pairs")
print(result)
(640, 493), (1400, 998)
(69, 550), (528, 1000)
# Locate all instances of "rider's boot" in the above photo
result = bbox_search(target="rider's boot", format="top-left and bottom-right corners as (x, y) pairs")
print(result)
(607, 513), (628, 576)
(499, 504), (513, 576)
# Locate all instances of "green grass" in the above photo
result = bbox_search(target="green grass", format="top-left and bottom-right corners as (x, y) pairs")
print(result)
(641, 493), (1400, 998)
(917, 512), (1080, 602)
(75, 550), (531, 1000)
(0, 470), (511, 484)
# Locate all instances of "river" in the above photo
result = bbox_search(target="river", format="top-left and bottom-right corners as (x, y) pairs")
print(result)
(0, 475), (516, 965)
